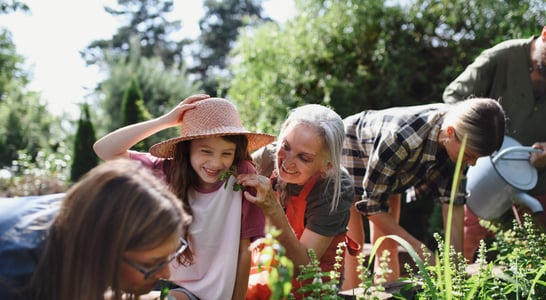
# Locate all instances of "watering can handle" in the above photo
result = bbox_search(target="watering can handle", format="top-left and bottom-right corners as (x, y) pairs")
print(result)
(492, 146), (542, 163)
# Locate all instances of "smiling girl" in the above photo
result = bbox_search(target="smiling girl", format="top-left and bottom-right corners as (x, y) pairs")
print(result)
(93, 96), (275, 300)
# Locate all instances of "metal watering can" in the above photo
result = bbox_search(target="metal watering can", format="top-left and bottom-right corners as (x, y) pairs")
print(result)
(465, 136), (544, 220)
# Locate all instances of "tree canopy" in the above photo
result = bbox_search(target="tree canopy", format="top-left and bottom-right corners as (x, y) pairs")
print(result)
(189, 0), (269, 96)
(228, 0), (545, 133)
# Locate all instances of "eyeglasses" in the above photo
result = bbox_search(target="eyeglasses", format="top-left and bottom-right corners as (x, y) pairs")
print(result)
(123, 237), (188, 279)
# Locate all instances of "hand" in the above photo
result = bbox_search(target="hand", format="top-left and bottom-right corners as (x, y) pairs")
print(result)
(161, 94), (210, 126)
(530, 142), (546, 169)
(237, 173), (280, 215)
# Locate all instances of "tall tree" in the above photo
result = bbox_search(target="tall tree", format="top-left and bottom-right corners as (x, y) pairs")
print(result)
(0, 28), (59, 168)
(120, 77), (152, 151)
(70, 103), (98, 182)
(0, 1), (71, 193)
(82, 0), (188, 68)
(80, 1), (200, 135)
(95, 43), (200, 135)
(190, 0), (268, 96)
(0, 30), (26, 102)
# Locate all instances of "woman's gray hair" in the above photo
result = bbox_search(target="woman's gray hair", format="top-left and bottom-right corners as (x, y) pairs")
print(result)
(280, 104), (345, 211)
(444, 97), (506, 155)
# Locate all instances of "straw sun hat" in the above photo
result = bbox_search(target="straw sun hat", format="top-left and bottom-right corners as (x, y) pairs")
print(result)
(149, 97), (276, 158)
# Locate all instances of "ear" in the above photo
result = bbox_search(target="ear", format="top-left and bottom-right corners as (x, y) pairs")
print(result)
(446, 126), (455, 137)
(320, 161), (333, 175)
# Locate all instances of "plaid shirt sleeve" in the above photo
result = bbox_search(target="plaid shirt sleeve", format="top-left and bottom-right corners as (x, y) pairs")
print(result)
(356, 129), (411, 215)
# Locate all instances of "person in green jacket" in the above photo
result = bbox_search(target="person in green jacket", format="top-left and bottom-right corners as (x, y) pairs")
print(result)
(443, 25), (546, 261)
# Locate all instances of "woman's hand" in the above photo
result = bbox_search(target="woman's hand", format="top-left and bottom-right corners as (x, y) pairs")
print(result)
(160, 94), (210, 126)
(530, 142), (546, 169)
(237, 174), (280, 215)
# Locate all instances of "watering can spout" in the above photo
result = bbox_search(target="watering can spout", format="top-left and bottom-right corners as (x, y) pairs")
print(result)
(514, 192), (544, 214)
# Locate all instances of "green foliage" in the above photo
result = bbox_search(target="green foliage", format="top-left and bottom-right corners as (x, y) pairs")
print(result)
(219, 165), (244, 191)
(0, 10), (72, 194)
(0, 25), (66, 172)
(0, 29), (26, 98)
(228, 0), (545, 134)
(400, 215), (546, 300)
(70, 103), (98, 182)
(120, 77), (153, 151)
(261, 216), (545, 299)
(352, 251), (379, 300)
(486, 216), (546, 299)
(82, 0), (187, 68)
(294, 247), (342, 299)
(121, 77), (145, 126)
(82, 1), (201, 139)
(159, 280), (170, 300)
(191, 0), (268, 96)
(96, 43), (200, 141)
(0, 86), (63, 168)
(405, 0), (544, 94)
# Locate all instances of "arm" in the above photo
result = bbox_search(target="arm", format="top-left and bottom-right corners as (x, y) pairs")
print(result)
(442, 51), (496, 104)
(236, 174), (328, 271)
(93, 94), (209, 160)
(367, 212), (431, 261)
(232, 238), (251, 300)
(442, 203), (464, 253)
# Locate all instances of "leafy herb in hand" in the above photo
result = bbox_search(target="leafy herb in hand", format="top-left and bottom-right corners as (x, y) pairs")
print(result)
(159, 280), (170, 300)
(219, 165), (244, 191)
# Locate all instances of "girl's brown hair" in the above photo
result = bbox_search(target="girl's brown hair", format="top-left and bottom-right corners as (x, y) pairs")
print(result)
(27, 159), (191, 300)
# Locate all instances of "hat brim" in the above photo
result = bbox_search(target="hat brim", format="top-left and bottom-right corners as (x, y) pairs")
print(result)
(149, 130), (276, 158)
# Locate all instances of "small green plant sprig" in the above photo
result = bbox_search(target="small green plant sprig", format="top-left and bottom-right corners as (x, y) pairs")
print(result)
(219, 165), (244, 191)
(159, 280), (171, 300)
(294, 247), (342, 299)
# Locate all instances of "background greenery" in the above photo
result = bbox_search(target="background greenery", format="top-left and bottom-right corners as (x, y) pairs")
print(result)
(0, 0), (544, 243)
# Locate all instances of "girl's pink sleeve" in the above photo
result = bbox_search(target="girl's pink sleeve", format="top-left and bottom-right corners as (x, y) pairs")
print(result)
(129, 151), (167, 182)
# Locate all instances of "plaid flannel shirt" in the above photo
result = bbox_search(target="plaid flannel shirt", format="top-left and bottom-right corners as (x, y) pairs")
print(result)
(341, 103), (466, 216)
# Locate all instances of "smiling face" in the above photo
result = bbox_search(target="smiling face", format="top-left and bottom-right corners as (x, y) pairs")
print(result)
(276, 122), (330, 185)
(189, 136), (236, 189)
(119, 234), (180, 295)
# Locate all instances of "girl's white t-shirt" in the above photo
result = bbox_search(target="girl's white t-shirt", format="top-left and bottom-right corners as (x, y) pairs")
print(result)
(169, 175), (242, 299)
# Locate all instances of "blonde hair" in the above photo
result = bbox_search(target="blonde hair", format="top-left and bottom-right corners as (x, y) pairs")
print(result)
(28, 159), (191, 300)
